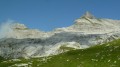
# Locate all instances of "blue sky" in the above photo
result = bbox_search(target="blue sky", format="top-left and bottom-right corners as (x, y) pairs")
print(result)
(0, 0), (120, 31)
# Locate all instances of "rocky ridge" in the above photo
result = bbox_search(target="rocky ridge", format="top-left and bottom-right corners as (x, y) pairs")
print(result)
(0, 12), (120, 58)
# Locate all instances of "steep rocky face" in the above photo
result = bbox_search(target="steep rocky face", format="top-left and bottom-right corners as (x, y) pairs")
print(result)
(0, 12), (120, 58)
(55, 12), (120, 34)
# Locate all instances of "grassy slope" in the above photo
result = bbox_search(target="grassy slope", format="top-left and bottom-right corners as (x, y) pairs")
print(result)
(0, 56), (4, 62)
(0, 39), (120, 67)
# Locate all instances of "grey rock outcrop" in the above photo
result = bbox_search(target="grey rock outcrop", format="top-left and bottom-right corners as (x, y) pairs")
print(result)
(0, 12), (120, 58)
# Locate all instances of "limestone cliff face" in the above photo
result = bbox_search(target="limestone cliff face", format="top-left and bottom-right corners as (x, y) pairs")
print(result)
(0, 12), (120, 58)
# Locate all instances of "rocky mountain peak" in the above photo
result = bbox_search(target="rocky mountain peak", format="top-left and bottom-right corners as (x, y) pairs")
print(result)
(1, 12), (120, 59)
(12, 23), (28, 30)
(81, 11), (95, 19)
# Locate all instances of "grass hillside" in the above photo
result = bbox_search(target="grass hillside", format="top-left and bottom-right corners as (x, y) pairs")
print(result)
(0, 56), (4, 62)
(0, 39), (120, 67)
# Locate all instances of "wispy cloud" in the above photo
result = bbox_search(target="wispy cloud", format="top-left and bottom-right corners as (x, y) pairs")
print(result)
(0, 20), (15, 39)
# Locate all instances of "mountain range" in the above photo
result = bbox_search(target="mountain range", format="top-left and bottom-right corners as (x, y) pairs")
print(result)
(0, 12), (120, 59)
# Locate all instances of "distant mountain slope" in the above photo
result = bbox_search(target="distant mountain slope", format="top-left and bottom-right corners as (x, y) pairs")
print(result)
(0, 38), (120, 67)
(0, 12), (120, 58)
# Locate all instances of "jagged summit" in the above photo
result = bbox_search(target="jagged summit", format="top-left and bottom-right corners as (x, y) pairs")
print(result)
(81, 11), (95, 19)
(12, 23), (28, 30)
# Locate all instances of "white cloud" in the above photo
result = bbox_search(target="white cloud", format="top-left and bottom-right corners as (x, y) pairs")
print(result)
(0, 20), (15, 39)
